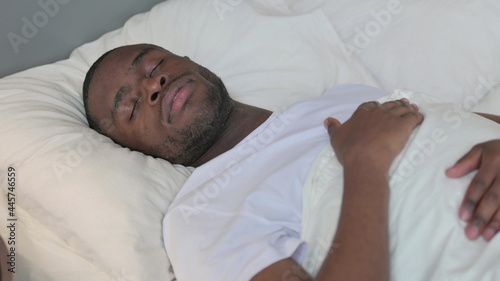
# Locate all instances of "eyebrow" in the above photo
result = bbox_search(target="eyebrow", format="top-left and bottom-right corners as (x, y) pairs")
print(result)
(131, 47), (155, 68)
(111, 85), (130, 119)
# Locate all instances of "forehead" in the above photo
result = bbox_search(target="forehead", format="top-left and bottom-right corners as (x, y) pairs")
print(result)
(91, 43), (162, 92)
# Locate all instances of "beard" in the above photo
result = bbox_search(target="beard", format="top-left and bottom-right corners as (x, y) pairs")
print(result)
(152, 65), (233, 166)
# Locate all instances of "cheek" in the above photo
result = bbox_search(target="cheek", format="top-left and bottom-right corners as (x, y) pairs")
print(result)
(136, 108), (162, 135)
(111, 123), (159, 153)
(132, 115), (174, 150)
(133, 123), (161, 144)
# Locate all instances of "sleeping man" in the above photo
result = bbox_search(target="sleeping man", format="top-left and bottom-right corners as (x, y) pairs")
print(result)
(83, 43), (500, 281)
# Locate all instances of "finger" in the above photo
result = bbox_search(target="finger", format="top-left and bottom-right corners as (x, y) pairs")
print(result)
(465, 216), (485, 240)
(400, 111), (425, 127)
(445, 145), (482, 178)
(464, 176), (500, 239)
(483, 210), (500, 241)
(390, 102), (419, 117)
(324, 117), (341, 133)
(359, 101), (380, 110)
(383, 99), (420, 119)
(459, 164), (498, 222)
(381, 99), (407, 110)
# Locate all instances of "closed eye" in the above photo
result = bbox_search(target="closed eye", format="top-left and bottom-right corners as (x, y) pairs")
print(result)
(130, 98), (139, 120)
(150, 59), (164, 77)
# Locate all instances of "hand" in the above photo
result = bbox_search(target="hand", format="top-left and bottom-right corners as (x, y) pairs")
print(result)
(325, 99), (424, 170)
(446, 140), (500, 241)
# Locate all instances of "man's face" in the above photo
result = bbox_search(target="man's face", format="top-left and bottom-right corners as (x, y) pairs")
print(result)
(86, 44), (233, 165)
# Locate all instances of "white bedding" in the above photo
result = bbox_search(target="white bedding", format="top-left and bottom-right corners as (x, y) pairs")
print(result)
(301, 90), (500, 280)
(283, 0), (500, 112)
(0, 0), (499, 280)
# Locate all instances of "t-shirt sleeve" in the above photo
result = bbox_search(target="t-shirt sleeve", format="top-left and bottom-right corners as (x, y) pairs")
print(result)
(163, 206), (307, 281)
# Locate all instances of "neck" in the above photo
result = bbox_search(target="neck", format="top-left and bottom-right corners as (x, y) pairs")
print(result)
(190, 101), (272, 167)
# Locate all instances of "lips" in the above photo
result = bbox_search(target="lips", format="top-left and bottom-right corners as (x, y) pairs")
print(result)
(162, 76), (193, 123)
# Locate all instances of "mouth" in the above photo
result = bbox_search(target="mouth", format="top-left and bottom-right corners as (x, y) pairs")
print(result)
(162, 75), (193, 123)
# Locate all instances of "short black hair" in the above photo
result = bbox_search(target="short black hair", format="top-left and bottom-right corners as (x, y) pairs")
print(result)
(82, 47), (121, 133)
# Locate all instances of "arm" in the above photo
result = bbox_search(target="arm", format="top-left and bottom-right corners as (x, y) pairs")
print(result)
(251, 99), (423, 281)
(315, 148), (390, 280)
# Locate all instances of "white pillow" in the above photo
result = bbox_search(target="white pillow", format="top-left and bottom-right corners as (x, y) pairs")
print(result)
(472, 83), (500, 115)
(0, 197), (113, 281)
(0, 0), (378, 280)
(285, 0), (500, 109)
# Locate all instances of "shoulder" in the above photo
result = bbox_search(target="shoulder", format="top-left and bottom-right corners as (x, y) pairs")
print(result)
(283, 84), (389, 124)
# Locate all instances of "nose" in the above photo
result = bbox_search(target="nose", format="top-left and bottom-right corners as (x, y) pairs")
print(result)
(142, 75), (167, 106)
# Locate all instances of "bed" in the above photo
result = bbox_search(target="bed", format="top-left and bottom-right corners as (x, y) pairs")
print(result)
(0, 0), (499, 280)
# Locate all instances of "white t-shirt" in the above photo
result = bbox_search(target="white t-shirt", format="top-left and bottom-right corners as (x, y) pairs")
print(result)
(163, 85), (388, 281)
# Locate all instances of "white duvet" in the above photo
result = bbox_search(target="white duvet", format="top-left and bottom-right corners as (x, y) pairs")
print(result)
(301, 90), (500, 280)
